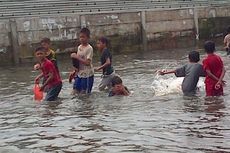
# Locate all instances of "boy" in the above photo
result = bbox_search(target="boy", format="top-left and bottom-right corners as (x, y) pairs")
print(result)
(95, 37), (115, 91)
(70, 27), (94, 94)
(224, 26), (230, 55)
(34, 37), (59, 72)
(203, 41), (226, 97)
(34, 47), (62, 101)
(109, 76), (129, 96)
(159, 51), (205, 96)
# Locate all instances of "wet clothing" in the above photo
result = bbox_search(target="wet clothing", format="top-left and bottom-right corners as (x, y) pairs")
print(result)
(100, 48), (114, 75)
(41, 59), (62, 89)
(73, 44), (94, 93)
(73, 75), (94, 94)
(46, 49), (59, 72)
(45, 83), (62, 101)
(203, 53), (224, 96)
(99, 48), (115, 91)
(175, 63), (205, 96)
(77, 44), (94, 78)
(41, 59), (62, 101)
(99, 72), (116, 91)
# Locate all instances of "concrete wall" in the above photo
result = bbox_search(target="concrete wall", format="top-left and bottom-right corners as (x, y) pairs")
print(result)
(0, 6), (230, 65)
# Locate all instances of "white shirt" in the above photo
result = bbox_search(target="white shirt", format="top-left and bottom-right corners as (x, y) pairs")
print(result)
(77, 44), (94, 78)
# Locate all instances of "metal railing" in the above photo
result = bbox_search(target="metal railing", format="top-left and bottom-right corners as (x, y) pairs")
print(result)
(0, 0), (229, 18)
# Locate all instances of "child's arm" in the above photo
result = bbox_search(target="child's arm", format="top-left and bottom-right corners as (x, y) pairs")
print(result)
(216, 67), (226, 87)
(71, 53), (91, 66)
(96, 58), (111, 71)
(158, 70), (176, 75)
(35, 73), (44, 84)
(40, 72), (54, 91)
(122, 86), (130, 96)
(206, 70), (220, 82)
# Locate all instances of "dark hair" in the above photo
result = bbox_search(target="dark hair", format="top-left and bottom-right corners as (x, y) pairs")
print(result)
(35, 46), (46, 53)
(98, 37), (109, 47)
(188, 51), (200, 63)
(111, 76), (123, 87)
(227, 26), (230, 33)
(80, 27), (90, 38)
(204, 41), (215, 53)
(40, 37), (51, 44)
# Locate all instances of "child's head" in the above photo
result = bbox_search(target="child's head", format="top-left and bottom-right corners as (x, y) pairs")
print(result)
(35, 47), (47, 62)
(204, 41), (215, 54)
(40, 37), (51, 50)
(188, 51), (200, 63)
(96, 37), (109, 52)
(79, 27), (90, 45)
(111, 76), (124, 92)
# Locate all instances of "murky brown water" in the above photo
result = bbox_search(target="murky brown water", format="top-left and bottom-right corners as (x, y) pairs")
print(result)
(0, 49), (230, 153)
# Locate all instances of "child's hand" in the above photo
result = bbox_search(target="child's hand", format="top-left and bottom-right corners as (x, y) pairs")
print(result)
(158, 70), (165, 75)
(35, 77), (40, 84)
(215, 81), (222, 90)
(40, 85), (45, 91)
(34, 64), (41, 70)
(94, 67), (101, 71)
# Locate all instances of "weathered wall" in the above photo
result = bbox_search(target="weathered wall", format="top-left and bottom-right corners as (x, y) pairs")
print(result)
(0, 6), (230, 65)
(0, 19), (12, 64)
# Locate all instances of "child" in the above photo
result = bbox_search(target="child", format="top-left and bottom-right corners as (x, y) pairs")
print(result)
(159, 51), (205, 96)
(202, 41), (226, 97)
(95, 37), (115, 91)
(224, 26), (230, 55)
(34, 47), (62, 101)
(70, 27), (94, 94)
(109, 76), (129, 96)
(68, 52), (79, 83)
(34, 38), (59, 72)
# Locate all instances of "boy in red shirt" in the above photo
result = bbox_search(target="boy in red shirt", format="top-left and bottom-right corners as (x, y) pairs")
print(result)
(35, 47), (62, 101)
(202, 41), (226, 97)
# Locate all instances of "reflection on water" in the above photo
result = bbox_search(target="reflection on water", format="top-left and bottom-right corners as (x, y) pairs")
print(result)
(0, 50), (230, 152)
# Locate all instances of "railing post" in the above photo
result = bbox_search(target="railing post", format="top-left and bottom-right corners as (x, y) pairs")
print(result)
(9, 19), (20, 65)
(141, 11), (147, 52)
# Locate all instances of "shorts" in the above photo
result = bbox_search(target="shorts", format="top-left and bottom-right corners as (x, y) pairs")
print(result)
(73, 75), (94, 93)
(205, 83), (223, 97)
(99, 72), (116, 91)
(45, 83), (62, 101)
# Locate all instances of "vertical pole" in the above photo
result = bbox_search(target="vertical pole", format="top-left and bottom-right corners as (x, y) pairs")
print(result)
(9, 19), (20, 65)
(193, 6), (199, 47)
(141, 11), (147, 52)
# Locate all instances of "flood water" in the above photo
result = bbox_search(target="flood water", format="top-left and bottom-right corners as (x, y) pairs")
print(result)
(0, 49), (230, 153)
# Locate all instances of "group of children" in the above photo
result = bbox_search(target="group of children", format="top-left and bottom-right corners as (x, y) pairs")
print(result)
(34, 28), (129, 101)
(34, 26), (229, 101)
(159, 41), (226, 97)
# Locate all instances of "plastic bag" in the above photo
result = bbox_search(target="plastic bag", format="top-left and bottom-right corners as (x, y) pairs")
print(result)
(33, 84), (43, 101)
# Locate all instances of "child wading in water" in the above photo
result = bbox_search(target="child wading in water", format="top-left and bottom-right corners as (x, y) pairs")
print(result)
(34, 38), (59, 72)
(109, 76), (129, 96)
(203, 41), (226, 97)
(159, 51), (205, 96)
(34, 47), (62, 101)
(70, 28), (94, 94)
(224, 26), (230, 55)
(95, 37), (116, 91)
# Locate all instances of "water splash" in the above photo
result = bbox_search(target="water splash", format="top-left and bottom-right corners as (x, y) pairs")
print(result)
(151, 74), (205, 96)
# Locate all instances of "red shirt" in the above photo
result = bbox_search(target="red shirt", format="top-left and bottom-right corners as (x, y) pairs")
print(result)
(41, 59), (62, 88)
(202, 53), (223, 85)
